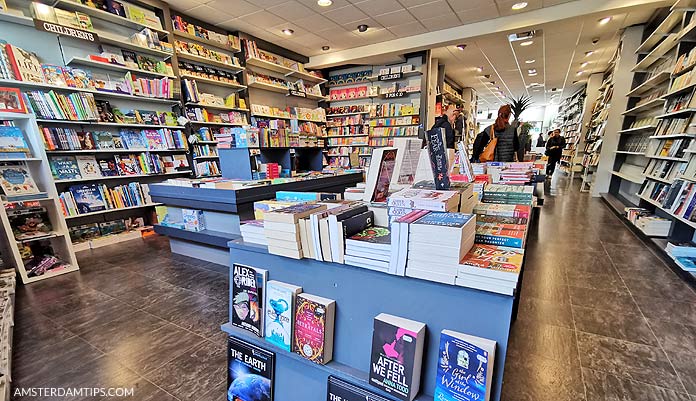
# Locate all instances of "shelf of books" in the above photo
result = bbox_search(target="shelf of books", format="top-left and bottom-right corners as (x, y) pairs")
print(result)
(325, 56), (425, 168)
(557, 87), (586, 179)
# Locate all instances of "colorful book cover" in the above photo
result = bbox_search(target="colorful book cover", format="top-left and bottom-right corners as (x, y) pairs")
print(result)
(435, 331), (495, 401)
(75, 155), (102, 179)
(371, 148), (397, 203)
(293, 293), (332, 364)
(114, 155), (140, 175)
(93, 131), (115, 149)
(98, 156), (119, 176)
(69, 184), (106, 214)
(0, 165), (40, 195)
(76, 131), (96, 150)
(264, 281), (302, 351)
(426, 126), (450, 190)
(347, 226), (391, 246)
(143, 130), (165, 149)
(50, 156), (82, 180)
(119, 130), (146, 149)
(6, 44), (45, 83)
(41, 65), (67, 87)
(412, 212), (474, 228)
(0, 127), (29, 154)
(231, 263), (268, 337)
(460, 244), (524, 275)
(227, 336), (274, 401)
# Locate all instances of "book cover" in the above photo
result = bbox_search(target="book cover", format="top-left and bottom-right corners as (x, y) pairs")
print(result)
(369, 314), (426, 401)
(69, 184), (106, 214)
(412, 212), (474, 228)
(50, 156), (82, 180)
(114, 155), (140, 175)
(75, 155), (102, 179)
(426, 126), (450, 190)
(293, 293), (335, 364)
(93, 131), (115, 149)
(232, 263), (268, 337)
(347, 226), (391, 246)
(227, 336), (275, 401)
(143, 130), (165, 149)
(6, 44), (45, 83)
(0, 165), (40, 195)
(364, 147), (398, 203)
(460, 244), (524, 276)
(41, 65), (67, 87)
(119, 130), (147, 149)
(435, 330), (496, 401)
(0, 126), (29, 154)
(76, 131), (96, 150)
(327, 376), (392, 401)
(264, 281), (302, 351)
(8, 206), (52, 240)
(98, 156), (119, 176)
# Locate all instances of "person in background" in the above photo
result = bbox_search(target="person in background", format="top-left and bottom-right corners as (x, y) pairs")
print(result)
(537, 131), (549, 147)
(431, 104), (456, 149)
(453, 108), (464, 145)
(545, 129), (566, 177)
(471, 104), (519, 162)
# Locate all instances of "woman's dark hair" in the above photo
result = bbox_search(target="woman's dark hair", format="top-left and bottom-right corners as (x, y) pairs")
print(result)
(495, 105), (512, 131)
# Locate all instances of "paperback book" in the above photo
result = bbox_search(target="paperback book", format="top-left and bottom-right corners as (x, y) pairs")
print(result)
(293, 292), (335, 364)
(264, 281), (302, 351)
(69, 184), (106, 214)
(435, 330), (496, 401)
(227, 336), (275, 401)
(75, 155), (102, 178)
(231, 263), (268, 337)
(49, 156), (82, 180)
(0, 165), (39, 196)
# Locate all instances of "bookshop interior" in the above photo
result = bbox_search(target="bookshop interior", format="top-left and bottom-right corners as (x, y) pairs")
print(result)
(1, 0), (696, 400)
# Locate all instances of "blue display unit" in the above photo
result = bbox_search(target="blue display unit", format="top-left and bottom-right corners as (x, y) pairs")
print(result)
(219, 147), (324, 180)
(223, 240), (515, 401)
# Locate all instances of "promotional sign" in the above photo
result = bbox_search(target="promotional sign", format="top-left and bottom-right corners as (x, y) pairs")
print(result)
(33, 19), (100, 44)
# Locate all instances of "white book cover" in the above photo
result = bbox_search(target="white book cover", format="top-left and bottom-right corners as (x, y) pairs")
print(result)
(75, 155), (102, 178)
(264, 281), (302, 352)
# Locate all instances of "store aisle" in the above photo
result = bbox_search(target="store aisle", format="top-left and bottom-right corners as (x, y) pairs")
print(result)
(9, 182), (696, 401)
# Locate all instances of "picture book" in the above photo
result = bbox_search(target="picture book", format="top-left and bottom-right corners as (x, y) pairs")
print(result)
(363, 147), (398, 203)
(8, 206), (52, 240)
(69, 184), (106, 214)
(119, 130), (147, 149)
(435, 330), (496, 401)
(121, 50), (138, 68)
(75, 155), (102, 179)
(0, 126), (29, 154)
(49, 156), (82, 180)
(294, 293), (335, 365)
(137, 109), (159, 125)
(76, 131), (96, 150)
(106, 0), (127, 17)
(227, 336), (275, 401)
(6, 44), (45, 83)
(144, 130), (165, 149)
(98, 157), (119, 176)
(96, 100), (115, 122)
(0, 165), (39, 195)
(327, 376), (392, 401)
(459, 244), (525, 281)
(114, 155), (140, 175)
(264, 281), (302, 351)
(369, 313), (426, 401)
(231, 263), (268, 337)
(93, 131), (115, 149)
(41, 65), (67, 87)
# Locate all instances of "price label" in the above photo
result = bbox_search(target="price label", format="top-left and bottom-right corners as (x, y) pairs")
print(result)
(378, 72), (403, 81)
(384, 91), (407, 99)
(288, 89), (307, 98)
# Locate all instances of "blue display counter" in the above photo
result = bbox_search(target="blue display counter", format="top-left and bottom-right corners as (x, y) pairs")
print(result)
(223, 239), (515, 401)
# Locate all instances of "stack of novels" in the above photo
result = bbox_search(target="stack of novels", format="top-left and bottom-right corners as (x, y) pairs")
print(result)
(482, 185), (534, 205)
(473, 205), (531, 249)
(240, 220), (266, 246)
(405, 212), (476, 284)
(497, 163), (533, 185)
(387, 188), (460, 221)
(457, 244), (524, 295)
(263, 203), (327, 259)
(344, 226), (391, 272)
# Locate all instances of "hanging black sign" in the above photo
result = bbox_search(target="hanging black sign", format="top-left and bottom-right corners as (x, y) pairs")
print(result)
(378, 72), (403, 81)
(383, 91), (407, 99)
(288, 89), (307, 98)
(34, 19), (100, 44)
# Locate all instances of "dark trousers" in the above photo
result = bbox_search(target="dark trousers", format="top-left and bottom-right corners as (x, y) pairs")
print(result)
(547, 156), (560, 176)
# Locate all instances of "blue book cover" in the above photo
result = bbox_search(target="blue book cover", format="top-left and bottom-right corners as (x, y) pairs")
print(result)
(50, 156), (82, 180)
(413, 212), (474, 228)
(676, 256), (696, 272)
(0, 127), (29, 154)
(69, 184), (106, 214)
(119, 129), (147, 149)
(227, 336), (274, 401)
(264, 281), (301, 351)
(435, 330), (495, 401)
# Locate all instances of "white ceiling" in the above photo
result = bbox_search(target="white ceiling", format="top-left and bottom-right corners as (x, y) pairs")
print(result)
(433, 6), (661, 111)
(165, 0), (601, 56)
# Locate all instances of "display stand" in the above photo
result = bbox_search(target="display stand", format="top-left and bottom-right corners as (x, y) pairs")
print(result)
(223, 240), (515, 401)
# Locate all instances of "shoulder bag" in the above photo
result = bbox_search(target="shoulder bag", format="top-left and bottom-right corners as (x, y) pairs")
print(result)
(480, 126), (497, 162)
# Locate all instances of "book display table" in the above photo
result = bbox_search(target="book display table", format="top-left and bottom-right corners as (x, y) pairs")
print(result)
(222, 240), (516, 401)
(149, 173), (362, 264)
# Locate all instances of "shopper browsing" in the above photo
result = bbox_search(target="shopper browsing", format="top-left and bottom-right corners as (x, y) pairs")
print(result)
(453, 108), (464, 143)
(537, 131), (550, 147)
(431, 104), (456, 149)
(471, 104), (520, 162)
(545, 129), (566, 177)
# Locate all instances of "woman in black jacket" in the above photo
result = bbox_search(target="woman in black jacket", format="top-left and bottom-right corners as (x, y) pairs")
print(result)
(471, 104), (519, 162)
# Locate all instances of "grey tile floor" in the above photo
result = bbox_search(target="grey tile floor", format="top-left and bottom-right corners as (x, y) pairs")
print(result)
(9, 179), (696, 401)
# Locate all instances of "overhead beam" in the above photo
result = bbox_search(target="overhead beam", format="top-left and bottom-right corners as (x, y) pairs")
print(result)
(307, 0), (671, 68)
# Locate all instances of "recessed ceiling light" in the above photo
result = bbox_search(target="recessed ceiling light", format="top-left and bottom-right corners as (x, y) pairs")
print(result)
(511, 2), (528, 10)
(456, 44), (467, 50)
(357, 24), (369, 32)
(322, 45), (330, 51)
(476, 66), (483, 72)
(599, 16), (612, 25)
(525, 59), (535, 64)
(529, 72), (538, 77)
(528, 68), (537, 74)
(282, 28), (294, 35)
(317, 0), (332, 5)
(576, 70), (584, 76)
(585, 51), (594, 57)
(581, 61), (589, 68)
(520, 40), (533, 46)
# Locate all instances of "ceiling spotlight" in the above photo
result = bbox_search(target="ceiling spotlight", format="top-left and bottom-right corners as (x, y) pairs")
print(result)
(511, 2), (528, 10)
(357, 24), (369, 32)
(476, 66), (483, 72)
(576, 70), (584, 76)
(520, 40), (533, 46)
(322, 45), (330, 51)
(456, 44), (467, 50)
(282, 28), (294, 35)
(528, 68), (537, 74)
(525, 59), (535, 64)
(599, 16), (612, 25)
(317, 0), (333, 5)
(581, 61), (589, 68)
(585, 51), (594, 57)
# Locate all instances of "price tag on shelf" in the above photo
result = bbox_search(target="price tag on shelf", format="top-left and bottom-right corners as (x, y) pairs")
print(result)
(384, 91), (407, 99)
(378, 72), (403, 81)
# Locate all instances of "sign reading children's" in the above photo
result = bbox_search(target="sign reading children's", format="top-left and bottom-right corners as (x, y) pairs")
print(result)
(33, 19), (100, 44)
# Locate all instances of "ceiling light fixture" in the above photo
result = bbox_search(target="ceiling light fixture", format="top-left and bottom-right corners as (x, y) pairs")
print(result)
(476, 66), (483, 72)
(576, 70), (584, 76)
(585, 51), (594, 57)
(456, 44), (467, 50)
(520, 40), (533, 46)
(581, 61), (589, 68)
(599, 16), (612, 25)
(528, 68), (536, 74)
(357, 24), (369, 33)
(322, 45), (330, 51)
(282, 28), (294, 35)
(525, 59), (535, 64)
(511, 2), (528, 10)
(317, 0), (332, 5)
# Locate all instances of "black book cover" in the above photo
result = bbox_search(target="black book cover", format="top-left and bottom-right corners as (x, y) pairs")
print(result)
(327, 376), (391, 401)
(335, 205), (369, 223)
(426, 127), (450, 190)
(342, 210), (374, 238)
(232, 263), (267, 337)
(348, 226), (390, 245)
(368, 318), (419, 401)
(227, 336), (274, 401)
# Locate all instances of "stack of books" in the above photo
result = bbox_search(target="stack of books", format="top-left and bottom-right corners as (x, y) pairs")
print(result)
(473, 204), (531, 249)
(344, 226), (391, 272)
(240, 220), (266, 246)
(482, 184), (534, 205)
(387, 188), (460, 222)
(498, 163), (533, 185)
(665, 242), (696, 273)
(405, 212), (476, 284)
(301, 201), (370, 263)
(262, 203), (327, 259)
(457, 244), (524, 295)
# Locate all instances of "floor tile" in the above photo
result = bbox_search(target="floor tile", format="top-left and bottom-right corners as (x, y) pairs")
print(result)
(49, 297), (139, 335)
(143, 288), (217, 322)
(623, 277), (696, 302)
(501, 353), (586, 401)
(568, 286), (640, 314)
(572, 305), (658, 347)
(169, 301), (229, 341)
(603, 243), (663, 267)
(78, 310), (169, 354)
(633, 296), (696, 327)
(507, 319), (579, 366)
(576, 332), (682, 389)
(667, 351), (696, 395)
(516, 296), (574, 329)
(647, 319), (696, 357)
(566, 271), (629, 293)
(583, 367), (691, 401)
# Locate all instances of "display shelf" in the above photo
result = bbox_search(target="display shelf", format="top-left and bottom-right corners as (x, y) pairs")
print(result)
(245, 57), (294, 74)
(0, 79), (180, 104)
(674, 62), (696, 77)
(645, 155), (687, 161)
(154, 225), (240, 248)
(285, 70), (327, 85)
(0, 157), (42, 162)
(632, 33), (680, 72)
(326, 111), (370, 117)
(622, 98), (665, 115)
(635, 10), (685, 53)
(193, 155), (219, 160)
(73, 229), (145, 251)
(649, 133), (695, 138)
(176, 52), (245, 72)
(645, 174), (673, 184)
(639, 193), (696, 229)
(172, 30), (241, 53)
(191, 140), (218, 145)
(677, 174), (696, 182)
(23, 265), (80, 284)
(369, 114), (420, 119)
(180, 74), (246, 91)
(54, 0), (168, 35)
(614, 151), (646, 155)
(64, 203), (163, 219)
(619, 125), (658, 134)
(367, 70), (423, 82)
(15, 232), (64, 244)
(185, 103), (249, 112)
(35, 120), (185, 129)
(189, 121), (245, 127)
(303, 93), (329, 101)
(611, 170), (645, 183)
(248, 80), (289, 94)
(626, 71), (671, 97)
(45, 149), (187, 154)
(67, 57), (175, 79)
(0, 11), (33, 27)
(326, 80), (373, 89)
(251, 113), (325, 123)
(99, 33), (172, 58)
(657, 108), (696, 118)
(326, 144), (368, 147)
(325, 134), (369, 138)
(54, 171), (192, 184)
(661, 81), (696, 98)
